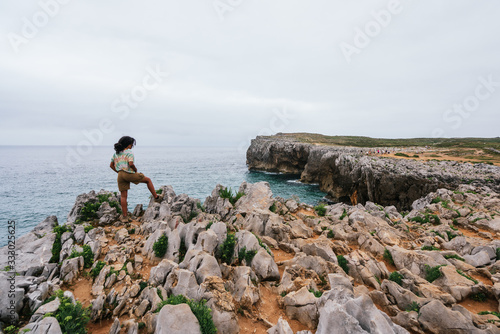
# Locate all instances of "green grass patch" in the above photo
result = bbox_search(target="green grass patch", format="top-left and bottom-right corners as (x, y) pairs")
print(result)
(238, 247), (257, 265)
(314, 203), (327, 217)
(421, 245), (440, 251)
(410, 214), (441, 225)
(471, 292), (487, 302)
(327, 229), (335, 239)
(217, 233), (236, 264)
(339, 208), (348, 220)
(179, 239), (187, 263)
(153, 234), (169, 258)
(384, 249), (394, 266)
(405, 301), (420, 313)
(425, 265), (445, 283)
(219, 187), (245, 205)
(444, 254), (465, 262)
(90, 261), (106, 279)
(337, 255), (349, 274)
(395, 153), (410, 157)
(456, 270), (478, 284)
(49, 225), (69, 263)
(68, 244), (94, 268)
(269, 202), (277, 213)
(44, 290), (90, 334)
(389, 271), (404, 286)
(308, 289), (323, 298)
(155, 295), (217, 334)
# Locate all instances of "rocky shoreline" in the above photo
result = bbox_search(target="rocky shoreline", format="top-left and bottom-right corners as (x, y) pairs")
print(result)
(1, 180), (500, 333)
(246, 134), (500, 210)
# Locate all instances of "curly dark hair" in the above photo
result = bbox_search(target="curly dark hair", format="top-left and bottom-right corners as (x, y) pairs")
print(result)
(114, 136), (136, 153)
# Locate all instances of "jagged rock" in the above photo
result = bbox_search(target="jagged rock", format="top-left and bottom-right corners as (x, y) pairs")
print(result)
(205, 184), (234, 220)
(285, 200), (299, 212)
(381, 280), (429, 311)
(418, 300), (479, 334)
(463, 251), (493, 267)
(316, 300), (367, 334)
(180, 250), (222, 284)
(268, 317), (294, 334)
(30, 298), (61, 322)
(20, 316), (63, 334)
(156, 304), (202, 334)
(164, 268), (200, 300)
(231, 266), (260, 309)
(235, 181), (274, 213)
(92, 265), (110, 296)
(0, 217), (56, 274)
(74, 225), (86, 243)
(198, 276), (239, 334)
(432, 265), (475, 302)
(91, 293), (106, 321)
(288, 219), (314, 239)
(149, 259), (178, 286)
(60, 256), (84, 284)
(135, 299), (150, 317)
(133, 204), (144, 217)
(346, 250), (389, 289)
(387, 246), (448, 278)
(284, 253), (339, 277)
(284, 286), (318, 328)
(109, 318), (121, 334)
(251, 248), (280, 281)
(114, 228), (129, 244)
(98, 201), (119, 225)
(193, 230), (219, 255)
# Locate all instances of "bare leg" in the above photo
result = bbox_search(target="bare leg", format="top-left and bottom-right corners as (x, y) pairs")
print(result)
(120, 190), (128, 216)
(140, 176), (159, 198)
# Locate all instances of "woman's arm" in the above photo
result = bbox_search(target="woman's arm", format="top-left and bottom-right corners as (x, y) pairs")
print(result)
(110, 161), (118, 173)
(129, 162), (138, 173)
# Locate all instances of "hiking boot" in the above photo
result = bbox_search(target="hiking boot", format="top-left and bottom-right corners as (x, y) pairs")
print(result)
(119, 215), (130, 223)
(154, 194), (163, 203)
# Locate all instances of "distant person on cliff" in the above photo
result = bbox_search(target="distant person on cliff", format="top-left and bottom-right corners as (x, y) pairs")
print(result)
(109, 136), (162, 223)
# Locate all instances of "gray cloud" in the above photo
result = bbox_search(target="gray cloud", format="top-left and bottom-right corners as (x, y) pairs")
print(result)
(1, 0), (499, 146)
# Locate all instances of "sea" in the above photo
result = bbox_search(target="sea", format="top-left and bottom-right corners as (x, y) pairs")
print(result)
(0, 146), (326, 247)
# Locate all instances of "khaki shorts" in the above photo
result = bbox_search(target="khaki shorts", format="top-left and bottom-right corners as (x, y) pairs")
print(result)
(117, 171), (145, 192)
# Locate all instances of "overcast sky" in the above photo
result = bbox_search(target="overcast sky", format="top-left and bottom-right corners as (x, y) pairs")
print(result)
(1, 0), (499, 147)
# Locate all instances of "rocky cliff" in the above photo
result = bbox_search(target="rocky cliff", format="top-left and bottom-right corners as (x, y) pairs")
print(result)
(247, 135), (500, 210)
(3, 183), (500, 333)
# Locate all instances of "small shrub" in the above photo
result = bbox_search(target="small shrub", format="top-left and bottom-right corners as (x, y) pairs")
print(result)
(138, 322), (146, 330)
(156, 295), (217, 334)
(218, 233), (236, 264)
(337, 255), (349, 274)
(327, 229), (335, 239)
(496, 248), (500, 261)
(384, 249), (394, 266)
(269, 202), (277, 213)
(339, 208), (348, 220)
(156, 189), (163, 195)
(238, 247), (257, 265)
(456, 269), (478, 284)
(444, 254), (465, 262)
(90, 261), (106, 279)
(471, 292), (487, 302)
(308, 289), (323, 298)
(431, 197), (442, 204)
(50, 225), (69, 263)
(219, 187), (244, 205)
(445, 231), (457, 240)
(84, 225), (94, 233)
(4, 326), (19, 334)
(153, 234), (169, 258)
(139, 281), (148, 293)
(280, 291), (287, 297)
(421, 245), (440, 251)
(197, 202), (205, 212)
(406, 301), (420, 313)
(51, 290), (90, 334)
(389, 271), (404, 286)
(206, 221), (214, 230)
(128, 228), (135, 235)
(314, 203), (327, 217)
(395, 153), (410, 157)
(179, 239), (187, 263)
(425, 265), (445, 283)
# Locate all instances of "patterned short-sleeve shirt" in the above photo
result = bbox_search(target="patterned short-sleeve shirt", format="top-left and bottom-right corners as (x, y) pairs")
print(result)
(111, 149), (135, 173)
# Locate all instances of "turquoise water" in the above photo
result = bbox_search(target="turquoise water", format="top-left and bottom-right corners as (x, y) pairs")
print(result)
(0, 146), (325, 246)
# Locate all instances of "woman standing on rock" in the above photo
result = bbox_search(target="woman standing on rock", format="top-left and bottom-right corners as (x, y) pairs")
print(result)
(109, 136), (162, 223)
